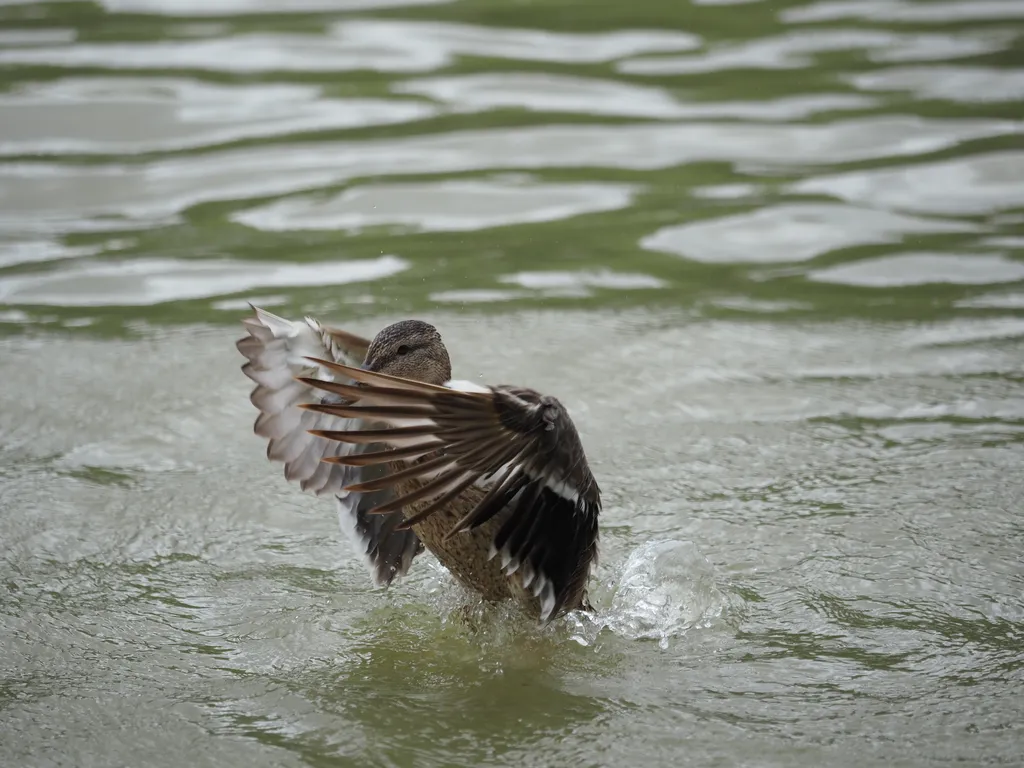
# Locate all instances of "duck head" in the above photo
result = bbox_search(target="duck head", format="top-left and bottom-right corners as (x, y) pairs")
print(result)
(363, 320), (452, 386)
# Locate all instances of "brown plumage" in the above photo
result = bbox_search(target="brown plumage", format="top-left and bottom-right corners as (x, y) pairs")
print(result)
(237, 307), (601, 621)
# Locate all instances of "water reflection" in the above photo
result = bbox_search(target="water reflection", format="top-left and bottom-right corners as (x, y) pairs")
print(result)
(641, 203), (974, 264)
(782, 0), (1024, 24)
(2, 118), (1013, 243)
(847, 66), (1024, 104)
(233, 179), (638, 233)
(273, 622), (616, 767)
(0, 20), (699, 73)
(793, 152), (1024, 215)
(0, 255), (408, 306)
(396, 72), (874, 120)
(808, 252), (1024, 287)
(0, 78), (437, 155)
(618, 28), (1008, 74)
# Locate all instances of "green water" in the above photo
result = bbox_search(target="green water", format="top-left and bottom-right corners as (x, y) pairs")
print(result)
(1, 1), (1022, 766)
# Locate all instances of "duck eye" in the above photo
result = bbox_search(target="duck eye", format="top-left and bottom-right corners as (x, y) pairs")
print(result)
(396, 344), (411, 356)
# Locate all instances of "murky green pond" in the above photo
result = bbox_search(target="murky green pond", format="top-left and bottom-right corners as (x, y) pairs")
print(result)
(1, 0), (1023, 765)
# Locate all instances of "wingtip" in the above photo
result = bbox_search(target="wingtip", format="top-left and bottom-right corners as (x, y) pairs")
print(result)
(248, 303), (276, 323)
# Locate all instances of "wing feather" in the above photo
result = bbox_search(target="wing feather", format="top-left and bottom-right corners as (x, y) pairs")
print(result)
(237, 306), (422, 586)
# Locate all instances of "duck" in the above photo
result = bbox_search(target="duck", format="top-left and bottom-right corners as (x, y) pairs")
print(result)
(237, 306), (601, 621)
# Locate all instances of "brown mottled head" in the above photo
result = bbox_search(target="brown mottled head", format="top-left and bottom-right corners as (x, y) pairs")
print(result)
(363, 320), (452, 385)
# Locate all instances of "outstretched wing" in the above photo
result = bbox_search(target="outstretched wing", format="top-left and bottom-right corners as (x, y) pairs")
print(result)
(237, 306), (421, 586)
(299, 359), (602, 621)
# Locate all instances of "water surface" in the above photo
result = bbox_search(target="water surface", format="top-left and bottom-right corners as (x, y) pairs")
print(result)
(1, 1), (1022, 766)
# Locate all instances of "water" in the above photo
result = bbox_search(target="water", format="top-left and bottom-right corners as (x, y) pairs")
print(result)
(0, 0), (1022, 765)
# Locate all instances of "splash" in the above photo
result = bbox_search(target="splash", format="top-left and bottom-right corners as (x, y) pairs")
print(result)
(567, 539), (726, 649)
(402, 540), (726, 649)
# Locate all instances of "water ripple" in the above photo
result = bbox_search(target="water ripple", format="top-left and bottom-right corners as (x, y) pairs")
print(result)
(232, 179), (639, 233)
(0, 20), (699, 73)
(0, 255), (408, 306)
(0, 78), (437, 155)
(1, 1), (1023, 765)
